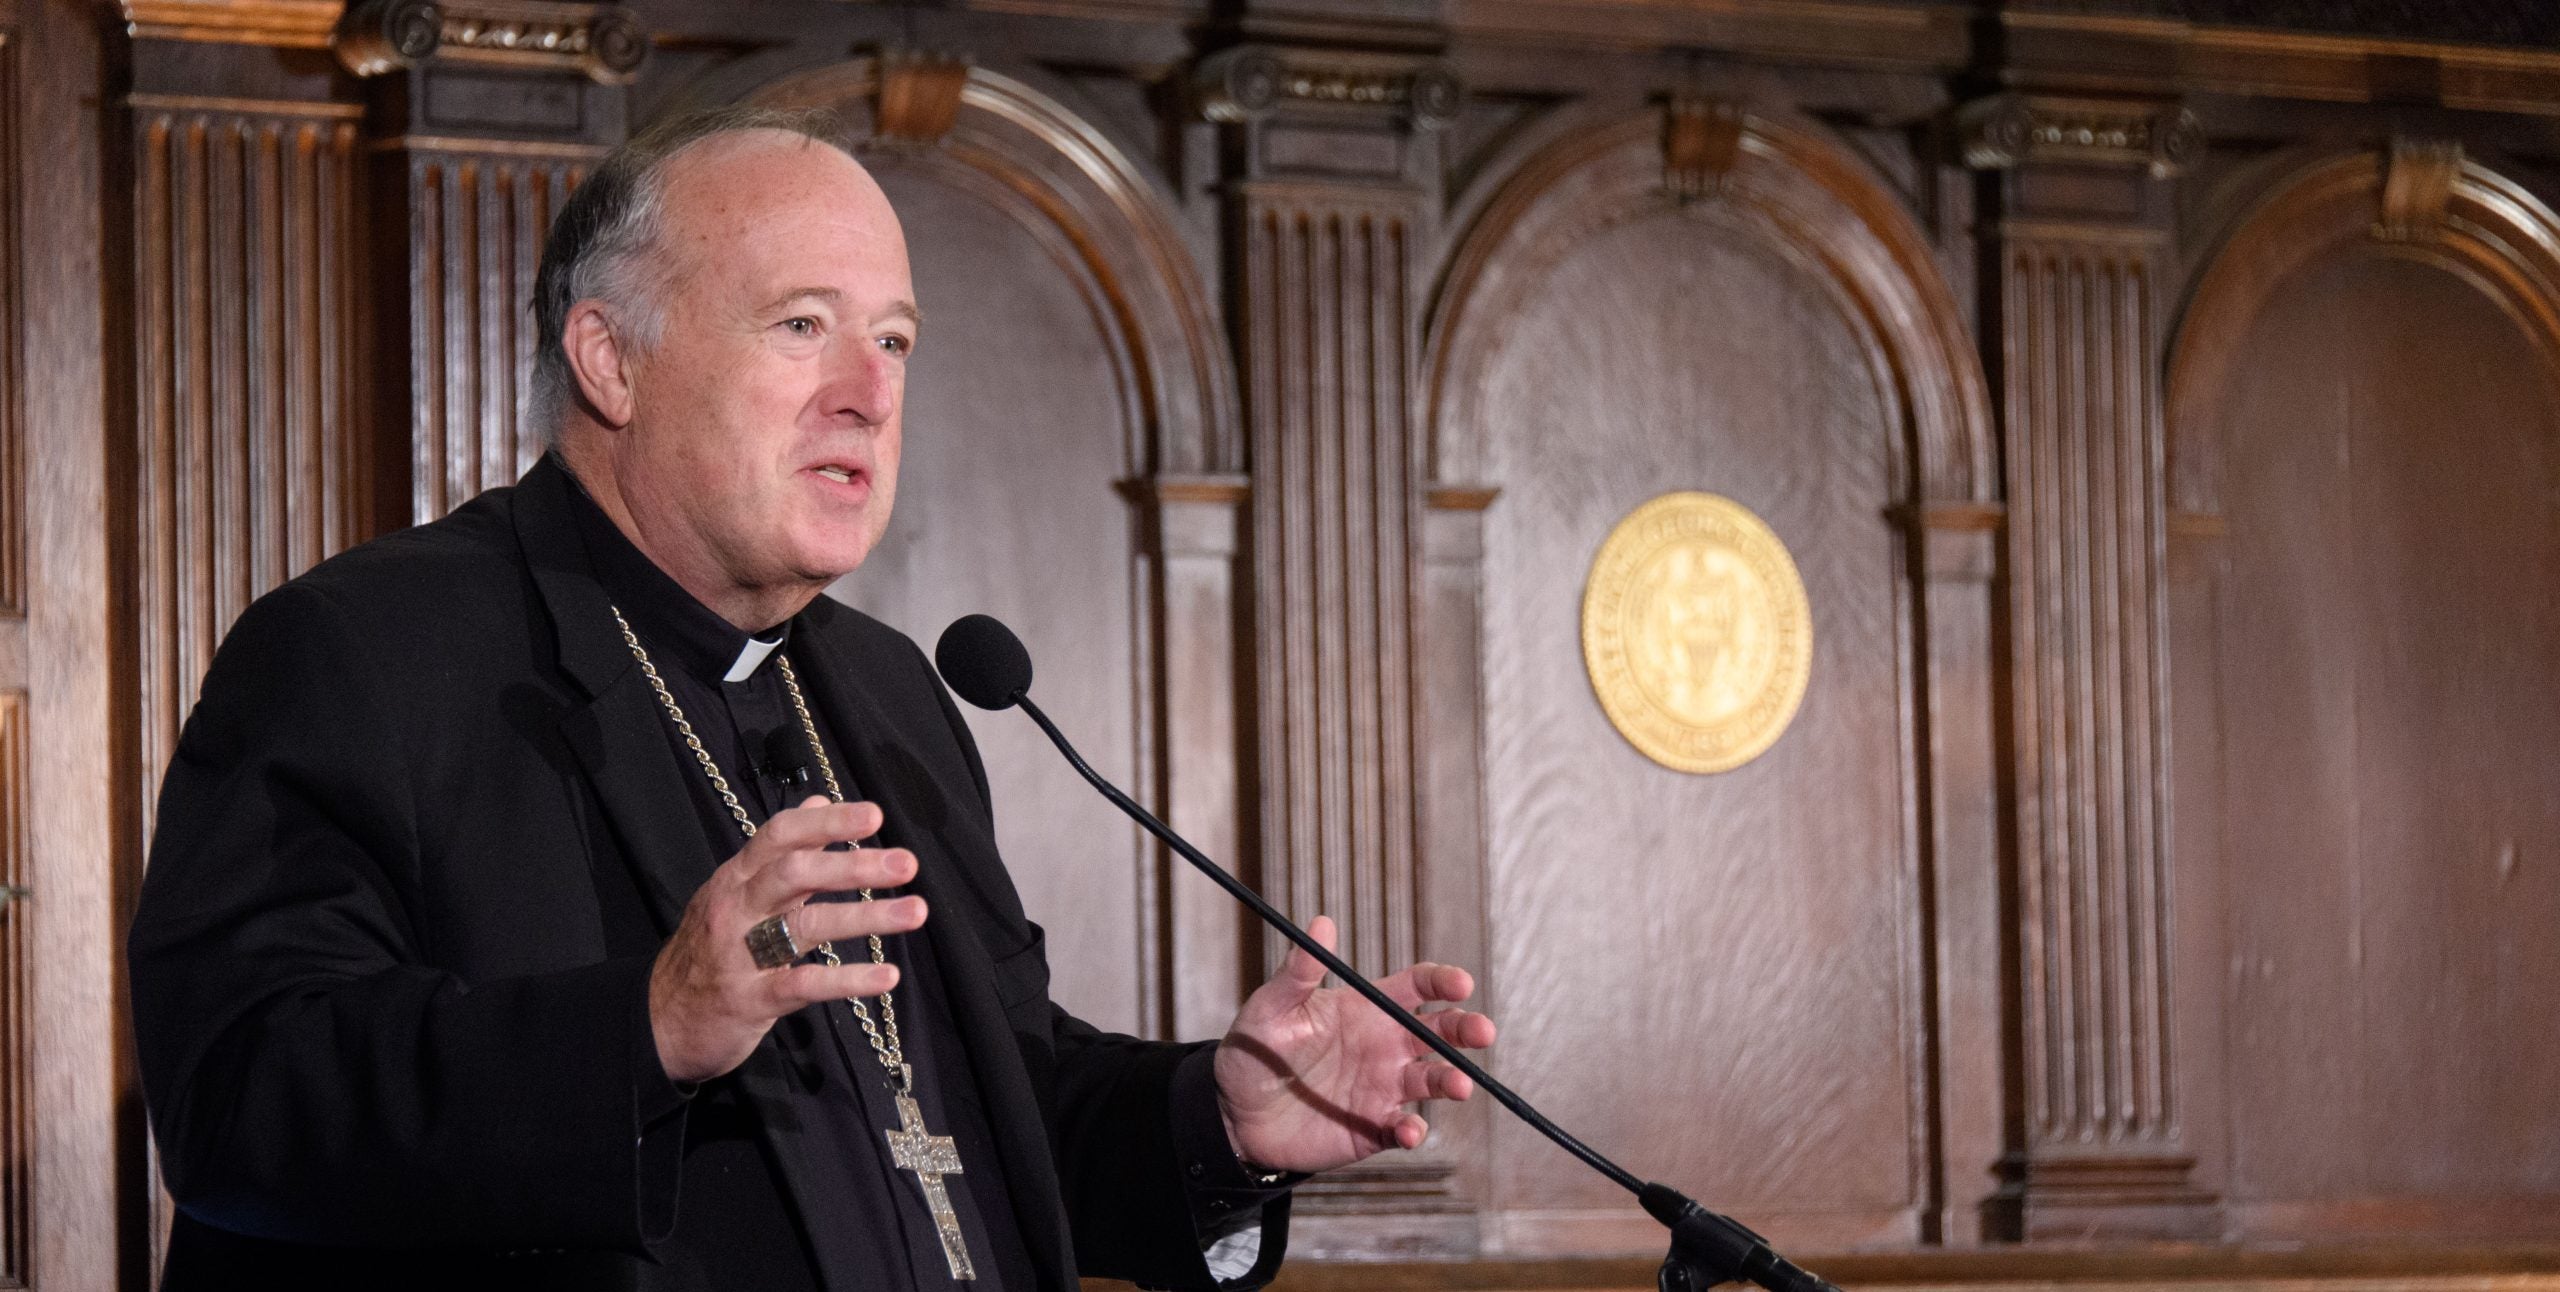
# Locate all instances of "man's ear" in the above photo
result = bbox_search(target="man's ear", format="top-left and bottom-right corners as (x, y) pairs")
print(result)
(563, 301), (637, 428)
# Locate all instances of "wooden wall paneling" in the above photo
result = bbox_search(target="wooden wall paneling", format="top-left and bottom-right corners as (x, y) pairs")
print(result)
(0, 694), (25, 1286)
(746, 56), (1246, 1038)
(1965, 93), (2216, 1240)
(1421, 103), (1995, 1256)
(1416, 481), (1495, 1253)
(24, 0), (118, 1284)
(334, 0), (637, 520)
(1210, 43), (1474, 1254)
(2165, 147), (2560, 1243)
(1906, 504), (2009, 1248)
(129, 91), (367, 852)
(1140, 476), (1256, 1040)
(124, 16), (376, 1271)
(382, 140), (589, 520)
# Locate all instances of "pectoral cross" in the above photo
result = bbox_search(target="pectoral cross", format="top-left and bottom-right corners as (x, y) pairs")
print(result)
(887, 1091), (976, 1280)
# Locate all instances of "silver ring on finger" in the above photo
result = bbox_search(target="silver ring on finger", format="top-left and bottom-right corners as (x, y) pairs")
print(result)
(745, 912), (803, 970)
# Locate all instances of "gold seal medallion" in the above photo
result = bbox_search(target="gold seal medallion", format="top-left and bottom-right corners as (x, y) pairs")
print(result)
(1581, 492), (1812, 773)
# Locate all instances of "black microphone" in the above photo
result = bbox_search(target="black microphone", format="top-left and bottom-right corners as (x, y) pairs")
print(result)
(932, 614), (1840, 1292)
(761, 725), (818, 791)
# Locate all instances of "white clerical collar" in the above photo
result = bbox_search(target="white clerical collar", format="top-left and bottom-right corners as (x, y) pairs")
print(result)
(724, 634), (784, 684)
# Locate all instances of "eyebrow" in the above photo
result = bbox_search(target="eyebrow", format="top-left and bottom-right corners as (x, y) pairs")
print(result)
(760, 287), (924, 327)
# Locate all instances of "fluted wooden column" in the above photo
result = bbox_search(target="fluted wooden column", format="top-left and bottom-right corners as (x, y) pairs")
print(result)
(122, 2), (375, 1267)
(336, 0), (638, 519)
(129, 89), (367, 845)
(1966, 93), (2219, 1240)
(1205, 43), (1476, 1255)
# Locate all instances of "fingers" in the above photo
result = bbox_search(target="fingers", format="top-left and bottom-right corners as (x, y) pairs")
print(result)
(762, 959), (901, 1012)
(1423, 1005), (1496, 1051)
(1398, 1057), (1476, 1104)
(1385, 960), (1476, 1011)
(785, 894), (928, 948)
(738, 802), (914, 915)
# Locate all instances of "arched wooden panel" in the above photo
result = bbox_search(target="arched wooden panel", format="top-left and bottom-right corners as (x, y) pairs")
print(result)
(2168, 149), (2560, 1240)
(1422, 108), (2001, 1253)
(743, 63), (1246, 1041)
(833, 155), (1152, 1037)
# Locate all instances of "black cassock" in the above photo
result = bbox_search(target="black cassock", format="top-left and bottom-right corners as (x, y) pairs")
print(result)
(129, 455), (1289, 1291)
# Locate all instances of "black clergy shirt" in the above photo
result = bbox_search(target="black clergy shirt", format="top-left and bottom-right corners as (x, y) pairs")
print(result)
(561, 466), (1283, 1290)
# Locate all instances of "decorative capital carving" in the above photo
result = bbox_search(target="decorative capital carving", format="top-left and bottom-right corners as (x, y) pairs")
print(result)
(122, 0), (347, 48)
(2375, 137), (2464, 244)
(872, 47), (971, 148)
(1663, 96), (1744, 204)
(336, 0), (647, 84)
(1958, 94), (2200, 179)
(1194, 45), (1458, 129)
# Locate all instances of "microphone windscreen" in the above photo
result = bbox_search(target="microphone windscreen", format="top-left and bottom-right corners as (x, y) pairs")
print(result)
(762, 725), (817, 781)
(935, 614), (1034, 710)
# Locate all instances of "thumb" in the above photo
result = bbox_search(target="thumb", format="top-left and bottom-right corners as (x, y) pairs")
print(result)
(1277, 914), (1338, 994)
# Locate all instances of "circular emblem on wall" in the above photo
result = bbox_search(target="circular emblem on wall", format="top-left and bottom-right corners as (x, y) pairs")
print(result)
(1581, 492), (1813, 774)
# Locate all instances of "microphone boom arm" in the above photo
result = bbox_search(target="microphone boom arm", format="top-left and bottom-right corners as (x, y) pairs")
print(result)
(1006, 690), (1839, 1292)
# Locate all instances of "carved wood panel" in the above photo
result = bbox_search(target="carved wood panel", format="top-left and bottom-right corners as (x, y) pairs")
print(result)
(131, 97), (367, 842)
(1241, 187), (1423, 986)
(1471, 200), (1924, 1254)
(2185, 249), (2560, 1230)
(1425, 105), (1996, 1255)
(1997, 230), (2198, 1223)
(398, 145), (588, 520)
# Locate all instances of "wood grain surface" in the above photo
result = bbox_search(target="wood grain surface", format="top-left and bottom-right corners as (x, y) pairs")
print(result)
(23, 0), (2560, 1281)
(2198, 248), (2560, 1211)
(1476, 205), (1921, 1243)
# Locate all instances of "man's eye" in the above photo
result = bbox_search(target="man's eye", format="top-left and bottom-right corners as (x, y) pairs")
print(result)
(877, 335), (911, 357)
(782, 317), (820, 337)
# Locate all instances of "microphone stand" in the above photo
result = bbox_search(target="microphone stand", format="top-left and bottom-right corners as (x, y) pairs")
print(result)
(1005, 690), (1842, 1292)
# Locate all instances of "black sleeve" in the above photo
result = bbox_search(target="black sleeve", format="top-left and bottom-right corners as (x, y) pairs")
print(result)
(128, 582), (683, 1249)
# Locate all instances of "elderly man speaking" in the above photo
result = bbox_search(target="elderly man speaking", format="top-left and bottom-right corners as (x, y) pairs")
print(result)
(127, 107), (1495, 1291)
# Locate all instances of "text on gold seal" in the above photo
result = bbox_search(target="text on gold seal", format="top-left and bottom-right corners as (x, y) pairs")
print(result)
(1580, 492), (1812, 773)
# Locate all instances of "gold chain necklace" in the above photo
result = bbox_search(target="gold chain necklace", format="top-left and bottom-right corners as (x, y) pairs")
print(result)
(612, 606), (979, 1279)
(608, 606), (911, 1086)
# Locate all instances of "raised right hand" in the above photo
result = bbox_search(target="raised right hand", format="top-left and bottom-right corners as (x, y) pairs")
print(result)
(647, 795), (927, 1084)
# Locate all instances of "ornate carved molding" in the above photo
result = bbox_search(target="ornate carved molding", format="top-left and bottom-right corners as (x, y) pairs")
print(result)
(873, 47), (969, 148)
(336, 0), (646, 84)
(2375, 137), (2464, 244)
(2169, 149), (2560, 515)
(1194, 45), (1459, 128)
(1426, 108), (1994, 503)
(1661, 95), (1742, 204)
(121, 0), (344, 48)
(1959, 94), (2202, 179)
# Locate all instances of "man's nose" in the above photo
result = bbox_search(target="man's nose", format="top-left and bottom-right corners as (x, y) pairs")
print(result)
(824, 339), (899, 426)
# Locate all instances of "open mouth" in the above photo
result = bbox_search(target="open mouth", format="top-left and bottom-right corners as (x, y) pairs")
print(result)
(815, 465), (856, 484)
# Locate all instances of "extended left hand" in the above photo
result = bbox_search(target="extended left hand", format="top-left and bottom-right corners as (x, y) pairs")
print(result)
(1214, 915), (1497, 1174)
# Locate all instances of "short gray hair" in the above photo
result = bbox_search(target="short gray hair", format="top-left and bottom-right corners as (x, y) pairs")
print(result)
(527, 104), (850, 444)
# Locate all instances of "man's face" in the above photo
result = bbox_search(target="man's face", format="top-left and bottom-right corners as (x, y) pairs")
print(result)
(606, 130), (917, 622)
